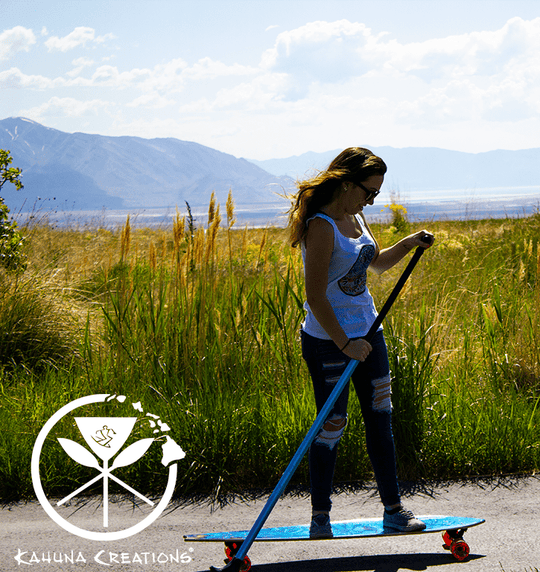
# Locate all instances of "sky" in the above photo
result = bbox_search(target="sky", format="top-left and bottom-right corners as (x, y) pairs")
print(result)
(2, 0), (540, 160)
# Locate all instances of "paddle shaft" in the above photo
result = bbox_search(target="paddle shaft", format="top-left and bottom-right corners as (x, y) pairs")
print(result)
(212, 243), (428, 572)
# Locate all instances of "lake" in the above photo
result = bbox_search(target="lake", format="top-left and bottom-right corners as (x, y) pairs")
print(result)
(15, 186), (539, 229)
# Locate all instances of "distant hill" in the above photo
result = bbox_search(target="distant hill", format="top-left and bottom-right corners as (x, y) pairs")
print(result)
(249, 146), (540, 191)
(2, 117), (538, 220)
(0, 117), (293, 211)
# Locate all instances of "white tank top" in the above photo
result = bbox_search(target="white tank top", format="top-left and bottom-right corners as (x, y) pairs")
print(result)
(301, 212), (380, 340)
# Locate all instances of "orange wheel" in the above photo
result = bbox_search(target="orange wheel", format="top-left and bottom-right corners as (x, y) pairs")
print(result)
(451, 540), (470, 561)
(224, 543), (251, 570)
(239, 555), (251, 571)
(225, 541), (240, 559)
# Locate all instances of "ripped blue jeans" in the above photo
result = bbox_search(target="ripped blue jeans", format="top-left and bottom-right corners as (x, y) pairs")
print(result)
(301, 329), (401, 512)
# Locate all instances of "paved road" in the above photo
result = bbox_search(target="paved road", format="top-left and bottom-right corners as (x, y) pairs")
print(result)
(2, 476), (539, 571)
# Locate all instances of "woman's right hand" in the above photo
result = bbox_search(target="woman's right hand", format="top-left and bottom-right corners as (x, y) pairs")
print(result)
(343, 338), (372, 362)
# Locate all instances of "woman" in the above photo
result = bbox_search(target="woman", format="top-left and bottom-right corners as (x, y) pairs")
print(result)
(288, 147), (434, 538)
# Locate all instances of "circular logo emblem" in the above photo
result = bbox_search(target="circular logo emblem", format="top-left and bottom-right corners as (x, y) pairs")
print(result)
(31, 394), (185, 540)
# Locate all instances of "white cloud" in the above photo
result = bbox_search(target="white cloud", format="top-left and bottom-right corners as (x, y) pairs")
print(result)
(394, 81), (479, 127)
(127, 93), (175, 109)
(94, 32), (116, 45)
(66, 57), (95, 78)
(119, 58), (257, 108)
(260, 17), (540, 88)
(136, 58), (188, 93)
(237, 16), (540, 133)
(0, 64), (141, 91)
(72, 56), (95, 67)
(45, 27), (94, 52)
(263, 20), (377, 84)
(182, 57), (257, 81)
(2, 52), (253, 97)
(44, 27), (115, 52)
(0, 26), (36, 61)
(5, 15), (540, 156)
(368, 16), (540, 82)
(212, 72), (289, 110)
(0, 67), (56, 89)
(21, 96), (111, 119)
(89, 64), (150, 88)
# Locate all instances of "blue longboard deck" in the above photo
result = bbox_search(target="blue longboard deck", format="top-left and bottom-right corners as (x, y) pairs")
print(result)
(184, 515), (484, 543)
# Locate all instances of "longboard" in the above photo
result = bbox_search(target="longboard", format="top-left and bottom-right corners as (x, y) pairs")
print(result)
(184, 515), (484, 569)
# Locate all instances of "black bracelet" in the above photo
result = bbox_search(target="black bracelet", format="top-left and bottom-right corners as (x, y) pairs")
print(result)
(340, 339), (351, 352)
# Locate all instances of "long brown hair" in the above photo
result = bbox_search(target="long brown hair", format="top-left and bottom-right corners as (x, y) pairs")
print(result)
(287, 147), (387, 247)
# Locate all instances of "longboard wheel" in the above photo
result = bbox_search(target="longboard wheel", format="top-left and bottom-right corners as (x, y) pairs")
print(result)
(239, 556), (251, 571)
(223, 554), (251, 571)
(223, 543), (251, 571)
(225, 543), (238, 559)
(450, 540), (470, 561)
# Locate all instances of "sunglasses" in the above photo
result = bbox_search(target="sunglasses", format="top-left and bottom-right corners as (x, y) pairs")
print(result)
(356, 181), (381, 202)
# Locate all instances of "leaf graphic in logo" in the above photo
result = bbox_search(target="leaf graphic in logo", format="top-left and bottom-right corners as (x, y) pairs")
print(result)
(110, 438), (154, 471)
(58, 438), (101, 470)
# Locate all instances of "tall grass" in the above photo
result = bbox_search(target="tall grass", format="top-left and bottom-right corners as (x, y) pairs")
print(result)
(0, 198), (539, 502)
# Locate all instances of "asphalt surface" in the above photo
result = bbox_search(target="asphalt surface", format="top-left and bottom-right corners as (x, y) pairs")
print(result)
(2, 476), (539, 571)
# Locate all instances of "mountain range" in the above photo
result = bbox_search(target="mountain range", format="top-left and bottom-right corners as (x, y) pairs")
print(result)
(1, 117), (539, 215)
(0, 117), (292, 212)
(249, 146), (540, 192)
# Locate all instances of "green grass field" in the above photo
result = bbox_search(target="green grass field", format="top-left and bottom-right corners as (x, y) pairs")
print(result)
(1, 197), (539, 502)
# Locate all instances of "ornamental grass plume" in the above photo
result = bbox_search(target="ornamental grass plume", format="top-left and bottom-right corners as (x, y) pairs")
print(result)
(226, 189), (236, 265)
(193, 227), (205, 267)
(205, 202), (221, 264)
(226, 189), (236, 229)
(208, 192), (217, 227)
(120, 215), (131, 262)
(256, 228), (267, 269)
(149, 241), (157, 273)
(173, 208), (185, 254)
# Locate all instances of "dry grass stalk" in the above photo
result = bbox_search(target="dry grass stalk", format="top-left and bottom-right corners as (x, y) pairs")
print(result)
(194, 228), (205, 267)
(226, 189), (236, 229)
(173, 208), (185, 255)
(208, 192), (217, 226)
(120, 215), (131, 261)
(256, 228), (267, 268)
(149, 242), (157, 272)
(205, 203), (221, 264)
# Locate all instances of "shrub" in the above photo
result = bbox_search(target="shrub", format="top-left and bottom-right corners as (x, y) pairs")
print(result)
(0, 150), (26, 272)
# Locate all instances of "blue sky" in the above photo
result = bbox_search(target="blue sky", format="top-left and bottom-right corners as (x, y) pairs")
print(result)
(2, 0), (540, 159)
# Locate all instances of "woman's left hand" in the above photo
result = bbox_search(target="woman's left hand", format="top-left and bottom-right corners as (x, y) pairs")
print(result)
(403, 230), (435, 251)
(370, 230), (435, 274)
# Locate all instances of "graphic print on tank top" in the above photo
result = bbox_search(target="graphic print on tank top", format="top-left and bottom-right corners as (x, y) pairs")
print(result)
(338, 244), (376, 296)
